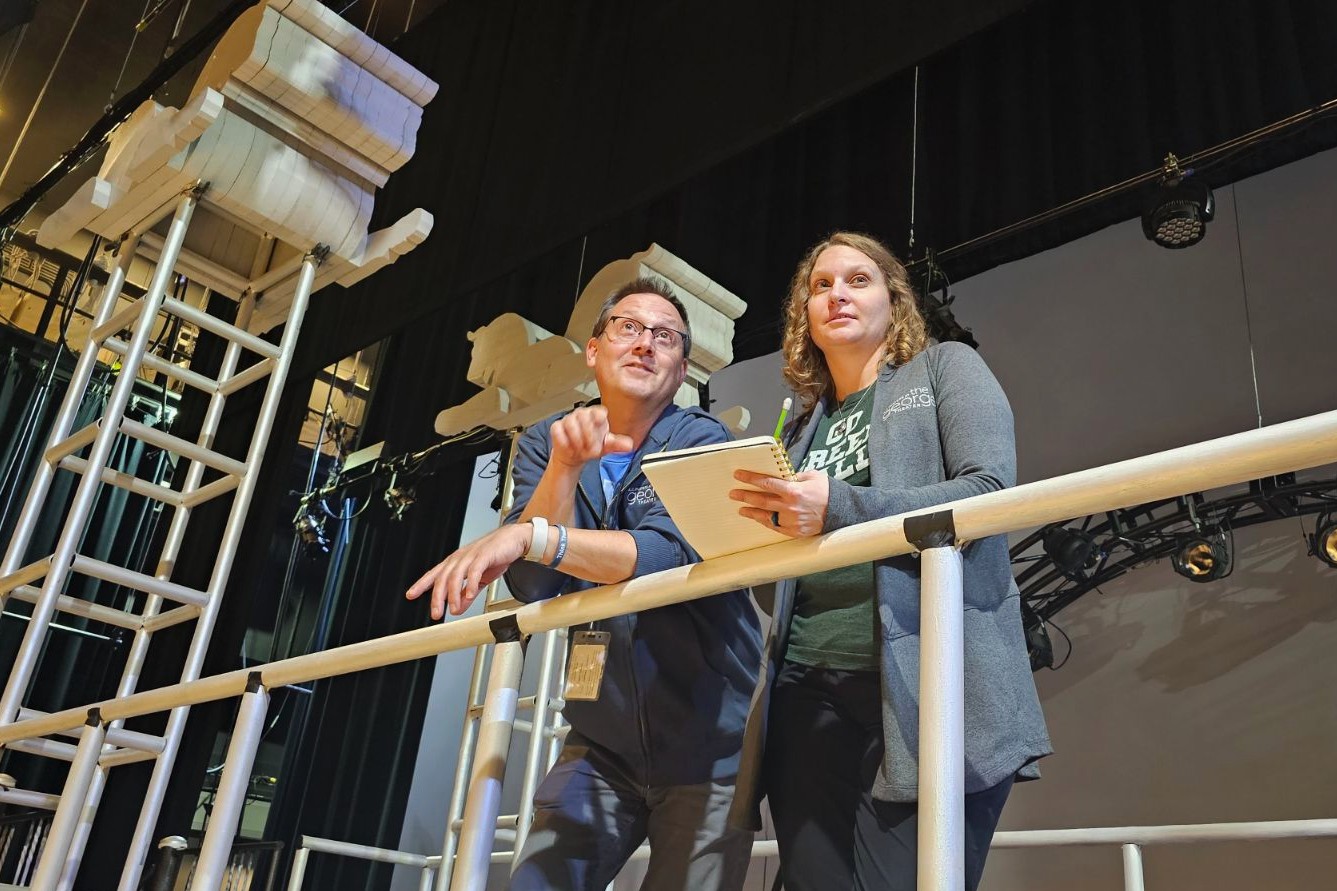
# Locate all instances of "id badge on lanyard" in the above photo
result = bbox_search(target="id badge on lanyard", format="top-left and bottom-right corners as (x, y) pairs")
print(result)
(564, 629), (611, 701)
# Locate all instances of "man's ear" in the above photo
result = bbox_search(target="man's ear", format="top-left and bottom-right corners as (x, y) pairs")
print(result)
(585, 337), (599, 369)
(676, 357), (688, 385)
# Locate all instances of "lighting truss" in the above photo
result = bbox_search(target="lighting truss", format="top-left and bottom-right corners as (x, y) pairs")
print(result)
(1012, 473), (1337, 629)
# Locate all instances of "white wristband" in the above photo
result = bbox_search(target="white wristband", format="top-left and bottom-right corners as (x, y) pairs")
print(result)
(524, 517), (550, 561)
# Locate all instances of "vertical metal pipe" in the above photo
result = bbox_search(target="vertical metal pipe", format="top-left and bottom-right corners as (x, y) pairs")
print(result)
(445, 641), (526, 891)
(417, 866), (436, 891)
(0, 191), (196, 726)
(194, 677), (270, 890)
(917, 545), (965, 891)
(29, 710), (107, 890)
(284, 846), (309, 891)
(0, 237), (138, 581)
(438, 438), (521, 888)
(119, 252), (321, 891)
(1121, 843), (1145, 891)
(512, 628), (562, 868)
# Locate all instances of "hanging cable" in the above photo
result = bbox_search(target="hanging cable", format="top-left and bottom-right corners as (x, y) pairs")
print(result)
(1229, 184), (1264, 430)
(0, 0), (92, 196)
(0, 22), (29, 101)
(572, 235), (589, 311)
(108, 1), (157, 111)
(908, 65), (921, 253)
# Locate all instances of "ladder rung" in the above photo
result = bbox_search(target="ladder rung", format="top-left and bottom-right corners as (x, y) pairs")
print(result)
(0, 787), (61, 811)
(217, 357), (276, 396)
(103, 337), (219, 394)
(70, 555), (209, 608)
(140, 604), (201, 632)
(8, 737), (78, 762)
(450, 814), (519, 832)
(8, 584), (144, 632)
(101, 747), (159, 768)
(59, 456), (185, 508)
(181, 473), (241, 509)
(120, 418), (247, 477)
(485, 597), (521, 613)
(44, 420), (101, 464)
(90, 294), (148, 343)
(0, 556), (53, 596)
(162, 297), (281, 360)
(19, 709), (165, 755)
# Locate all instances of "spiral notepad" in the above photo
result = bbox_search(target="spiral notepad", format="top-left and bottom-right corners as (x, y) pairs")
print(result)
(640, 435), (796, 560)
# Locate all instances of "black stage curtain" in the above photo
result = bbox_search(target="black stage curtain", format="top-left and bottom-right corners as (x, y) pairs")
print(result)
(74, 0), (1337, 886)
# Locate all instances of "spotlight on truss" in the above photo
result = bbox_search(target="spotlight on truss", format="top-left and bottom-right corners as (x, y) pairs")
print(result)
(1142, 153), (1215, 249)
(1022, 607), (1055, 671)
(1310, 512), (1337, 569)
(293, 507), (329, 553)
(1042, 525), (1098, 580)
(1171, 529), (1232, 583)
(384, 482), (417, 522)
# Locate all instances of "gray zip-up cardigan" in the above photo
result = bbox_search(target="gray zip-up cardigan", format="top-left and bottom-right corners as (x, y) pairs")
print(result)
(731, 340), (1052, 827)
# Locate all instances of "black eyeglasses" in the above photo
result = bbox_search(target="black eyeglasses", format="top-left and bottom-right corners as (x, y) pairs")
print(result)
(602, 316), (689, 351)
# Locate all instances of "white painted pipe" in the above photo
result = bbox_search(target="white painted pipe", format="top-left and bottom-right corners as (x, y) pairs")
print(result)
(193, 679), (270, 889)
(1122, 843), (1145, 891)
(29, 711), (107, 890)
(285, 847), (310, 891)
(298, 835), (433, 865)
(992, 818), (1337, 847)
(446, 641), (526, 891)
(513, 628), (563, 869)
(917, 545), (965, 891)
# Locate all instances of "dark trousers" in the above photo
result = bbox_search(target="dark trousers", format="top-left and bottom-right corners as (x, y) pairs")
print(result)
(511, 739), (754, 891)
(764, 661), (1013, 891)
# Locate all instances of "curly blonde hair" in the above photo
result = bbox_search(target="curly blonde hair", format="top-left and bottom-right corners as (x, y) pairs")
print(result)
(781, 231), (929, 410)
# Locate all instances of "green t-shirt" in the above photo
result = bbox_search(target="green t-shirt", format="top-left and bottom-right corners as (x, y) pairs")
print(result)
(786, 384), (879, 671)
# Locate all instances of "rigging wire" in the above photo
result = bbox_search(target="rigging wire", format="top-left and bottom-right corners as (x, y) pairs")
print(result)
(0, 0), (92, 195)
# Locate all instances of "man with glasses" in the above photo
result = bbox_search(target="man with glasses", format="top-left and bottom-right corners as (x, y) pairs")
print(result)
(408, 276), (762, 890)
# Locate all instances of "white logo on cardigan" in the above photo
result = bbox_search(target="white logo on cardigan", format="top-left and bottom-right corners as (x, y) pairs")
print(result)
(884, 386), (935, 418)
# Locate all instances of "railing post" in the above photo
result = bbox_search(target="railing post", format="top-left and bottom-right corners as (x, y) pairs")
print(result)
(29, 708), (106, 890)
(1122, 843), (1145, 891)
(445, 637), (526, 891)
(285, 844), (310, 891)
(908, 510), (964, 891)
(145, 836), (189, 891)
(195, 673), (270, 889)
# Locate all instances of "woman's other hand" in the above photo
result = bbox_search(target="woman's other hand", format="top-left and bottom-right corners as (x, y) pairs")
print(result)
(730, 469), (829, 538)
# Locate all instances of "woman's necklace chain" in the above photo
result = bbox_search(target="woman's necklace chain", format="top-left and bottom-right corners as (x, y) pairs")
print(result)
(836, 382), (874, 419)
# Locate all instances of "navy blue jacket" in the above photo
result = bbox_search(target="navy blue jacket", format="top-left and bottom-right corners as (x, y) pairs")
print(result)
(504, 404), (763, 786)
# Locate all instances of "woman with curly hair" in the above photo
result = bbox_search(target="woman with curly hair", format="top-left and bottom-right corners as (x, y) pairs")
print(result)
(728, 232), (1050, 890)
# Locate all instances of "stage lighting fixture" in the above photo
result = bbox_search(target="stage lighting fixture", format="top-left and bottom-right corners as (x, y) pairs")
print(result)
(1171, 530), (1232, 583)
(1042, 526), (1098, 580)
(1025, 617), (1054, 671)
(1311, 513), (1337, 569)
(1142, 153), (1215, 249)
(293, 508), (329, 553)
(384, 483), (417, 522)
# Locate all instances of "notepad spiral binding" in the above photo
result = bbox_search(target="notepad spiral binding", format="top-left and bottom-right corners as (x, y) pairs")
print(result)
(770, 438), (798, 478)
